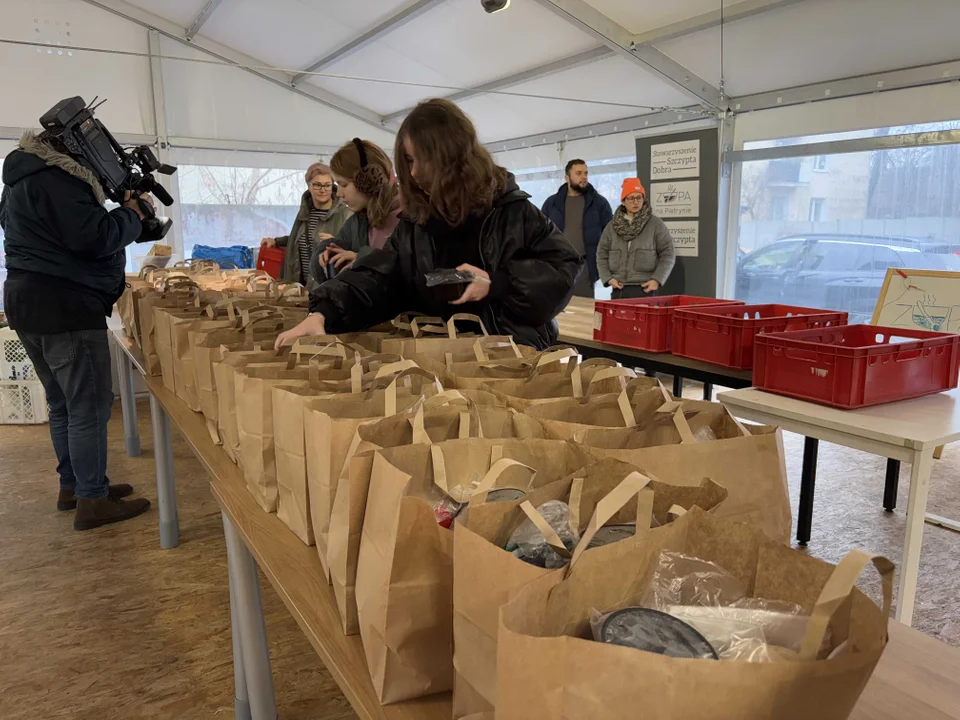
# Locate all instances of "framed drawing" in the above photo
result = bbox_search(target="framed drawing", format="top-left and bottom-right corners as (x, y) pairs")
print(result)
(872, 268), (960, 332)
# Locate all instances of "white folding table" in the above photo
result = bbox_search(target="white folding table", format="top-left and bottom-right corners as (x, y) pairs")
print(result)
(719, 387), (960, 626)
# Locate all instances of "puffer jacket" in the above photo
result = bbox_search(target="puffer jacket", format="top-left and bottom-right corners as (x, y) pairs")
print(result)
(540, 182), (612, 284)
(596, 208), (676, 288)
(309, 196), (403, 287)
(0, 131), (142, 333)
(308, 175), (583, 349)
(275, 192), (351, 288)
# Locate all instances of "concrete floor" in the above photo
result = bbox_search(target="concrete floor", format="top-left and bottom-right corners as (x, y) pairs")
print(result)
(0, 394), (958, 718)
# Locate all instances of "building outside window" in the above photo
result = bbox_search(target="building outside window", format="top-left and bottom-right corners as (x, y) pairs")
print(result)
(734, 120), (960, 322)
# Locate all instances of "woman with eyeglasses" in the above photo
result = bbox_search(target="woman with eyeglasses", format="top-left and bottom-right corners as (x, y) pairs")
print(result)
(260, 162), (352, 288)
(596, 178), (676, 299)
(312, 138), (402, 281)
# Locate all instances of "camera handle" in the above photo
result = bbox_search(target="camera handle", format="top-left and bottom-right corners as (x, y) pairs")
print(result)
(136, 195), (157, 220)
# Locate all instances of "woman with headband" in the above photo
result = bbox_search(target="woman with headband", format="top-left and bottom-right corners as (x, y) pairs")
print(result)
(277, 98), (583, 350)
(312, 138), (402, 280)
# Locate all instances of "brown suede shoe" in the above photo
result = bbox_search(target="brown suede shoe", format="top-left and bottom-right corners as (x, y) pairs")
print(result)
(58, 483), (134, 511)
(74, 496), (151, 531)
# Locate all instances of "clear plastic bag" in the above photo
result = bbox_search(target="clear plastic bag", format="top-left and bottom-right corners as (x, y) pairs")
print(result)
(692, 425), (717, 442)
(643, 551), (808, 663)
(506, 500), (579, 569)
(643, 551), (747, 611)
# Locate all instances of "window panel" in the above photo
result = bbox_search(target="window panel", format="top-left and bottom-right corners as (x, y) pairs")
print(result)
(176, 164), (305, 261)
(735, 124), (960, 322)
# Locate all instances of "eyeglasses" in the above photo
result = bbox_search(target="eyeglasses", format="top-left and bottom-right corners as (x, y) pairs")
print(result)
(310, 182), (333, 190)
(624, 195), (645, 203)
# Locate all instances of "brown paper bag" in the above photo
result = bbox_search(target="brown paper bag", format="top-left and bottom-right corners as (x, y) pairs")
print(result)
(355, 438), (594, 703)
(452, 459), (727, 718)
(587, 409), (792, 543)
(380, 313), (515, 361)
(328, 390), (544, 635)
(496, 505), (893, 720)
(575, 402), (752, 447)
(191, 312), (306, 443)
(304, 366), (443, 568)
(488, 359), (658, 411)
(235, 346), (377, 511)
(272, 353), (411, 545)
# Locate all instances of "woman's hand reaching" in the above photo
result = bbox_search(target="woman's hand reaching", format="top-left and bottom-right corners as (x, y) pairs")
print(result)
(450, 264), (491, 305)
(274, 313), (326, 351)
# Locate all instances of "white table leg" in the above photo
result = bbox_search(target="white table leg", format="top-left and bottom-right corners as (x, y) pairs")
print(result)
(222, 512), (278, 720)
(114, 344), (141, 457)
(149, 396), (180, 549)
(896, 447), (935, 626)
(229, 554), (253, 720)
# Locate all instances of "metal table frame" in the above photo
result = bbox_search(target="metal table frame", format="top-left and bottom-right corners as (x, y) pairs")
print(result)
(110, 330), (181, 550)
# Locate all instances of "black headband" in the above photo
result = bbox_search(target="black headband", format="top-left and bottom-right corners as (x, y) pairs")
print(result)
(352, 138), (368, 168)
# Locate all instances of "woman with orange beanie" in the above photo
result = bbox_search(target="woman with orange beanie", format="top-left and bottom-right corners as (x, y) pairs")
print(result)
(595, 177), (676, 299)
(312, 138), (403, 281)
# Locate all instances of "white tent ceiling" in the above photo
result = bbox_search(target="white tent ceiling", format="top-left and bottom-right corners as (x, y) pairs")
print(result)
(100, 0), (960, 143)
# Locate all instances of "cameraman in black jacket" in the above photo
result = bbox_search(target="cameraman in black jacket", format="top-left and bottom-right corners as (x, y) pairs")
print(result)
(1, 131), (151, 530)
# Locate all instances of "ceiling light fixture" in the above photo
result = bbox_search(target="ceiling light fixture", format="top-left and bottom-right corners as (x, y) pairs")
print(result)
(481, 0), (511, 14)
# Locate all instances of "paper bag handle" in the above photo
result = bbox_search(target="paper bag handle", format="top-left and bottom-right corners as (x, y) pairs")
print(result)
(535, 347), (578, 368)
(374, 366), (442, 416)
(446, 313), (489, 339)
(569, 471), (654, 570)
(798, 550), (894, 661)
(411, 393), (479, 444)
(472, 336), (522, 362)
(575, 366), (638, 399)
(517, 500), (572, 559)
(470, 458), (536, 505)
(409, 316), (448, 338)
(431, 448), (536, 504)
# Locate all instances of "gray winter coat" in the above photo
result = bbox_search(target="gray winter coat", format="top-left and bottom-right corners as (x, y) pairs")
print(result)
(596, 212), (676, 288)
(275, 192), (351, 289)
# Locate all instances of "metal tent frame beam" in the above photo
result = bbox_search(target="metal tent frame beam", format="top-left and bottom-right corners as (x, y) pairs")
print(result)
(530, 0), (723, 109)
(184, 0), (224, 41)
(381, 46), (612, 124)
(80, 0), (388, 132)
(488, 106), (713, 154)
(292, 0), (446, 86)
(381, 0), (805, 124)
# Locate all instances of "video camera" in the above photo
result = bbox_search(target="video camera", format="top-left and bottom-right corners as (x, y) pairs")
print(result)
(39, 96), (177, 241)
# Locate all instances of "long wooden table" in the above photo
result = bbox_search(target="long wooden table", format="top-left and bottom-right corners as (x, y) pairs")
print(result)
(108, 327), (960, 720)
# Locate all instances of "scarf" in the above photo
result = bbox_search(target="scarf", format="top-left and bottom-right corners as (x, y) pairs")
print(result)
(611, 202), (652, 240)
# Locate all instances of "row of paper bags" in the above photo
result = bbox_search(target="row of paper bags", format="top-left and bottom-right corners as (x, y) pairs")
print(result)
(118, 278), (892, 719)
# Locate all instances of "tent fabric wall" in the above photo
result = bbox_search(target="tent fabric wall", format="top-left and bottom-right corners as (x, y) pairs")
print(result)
(0, 0), (154, 135)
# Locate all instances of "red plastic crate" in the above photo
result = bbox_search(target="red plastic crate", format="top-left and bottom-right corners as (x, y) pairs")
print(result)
(672, 304), (848, 370)
(754, 324), (960, 408)
(593, 296), (744, 352)
(256, 246), (286, 279)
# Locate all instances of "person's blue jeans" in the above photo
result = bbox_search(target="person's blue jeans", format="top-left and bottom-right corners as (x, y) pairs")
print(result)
(17, 329), (113, 500)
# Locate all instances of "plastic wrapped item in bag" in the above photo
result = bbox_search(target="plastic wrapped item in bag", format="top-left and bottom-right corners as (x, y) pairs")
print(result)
(692, 425), (717, 442)
(643, 551), (748, 611)
(586, 523), (636, 549)
(589, 607), (718, 660)
(505, 500), (579, 569)
(433, 495), (462, 528)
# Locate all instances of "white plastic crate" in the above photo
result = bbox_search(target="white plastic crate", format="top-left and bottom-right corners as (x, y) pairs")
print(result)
(0, 380), (49, 424)
(1, 327), (38, 381)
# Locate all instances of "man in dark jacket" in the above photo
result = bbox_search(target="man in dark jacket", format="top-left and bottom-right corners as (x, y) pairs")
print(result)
(0, 131), (151, 530)
(301, 176), (581, 349)
(540, 159), (613, 298)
